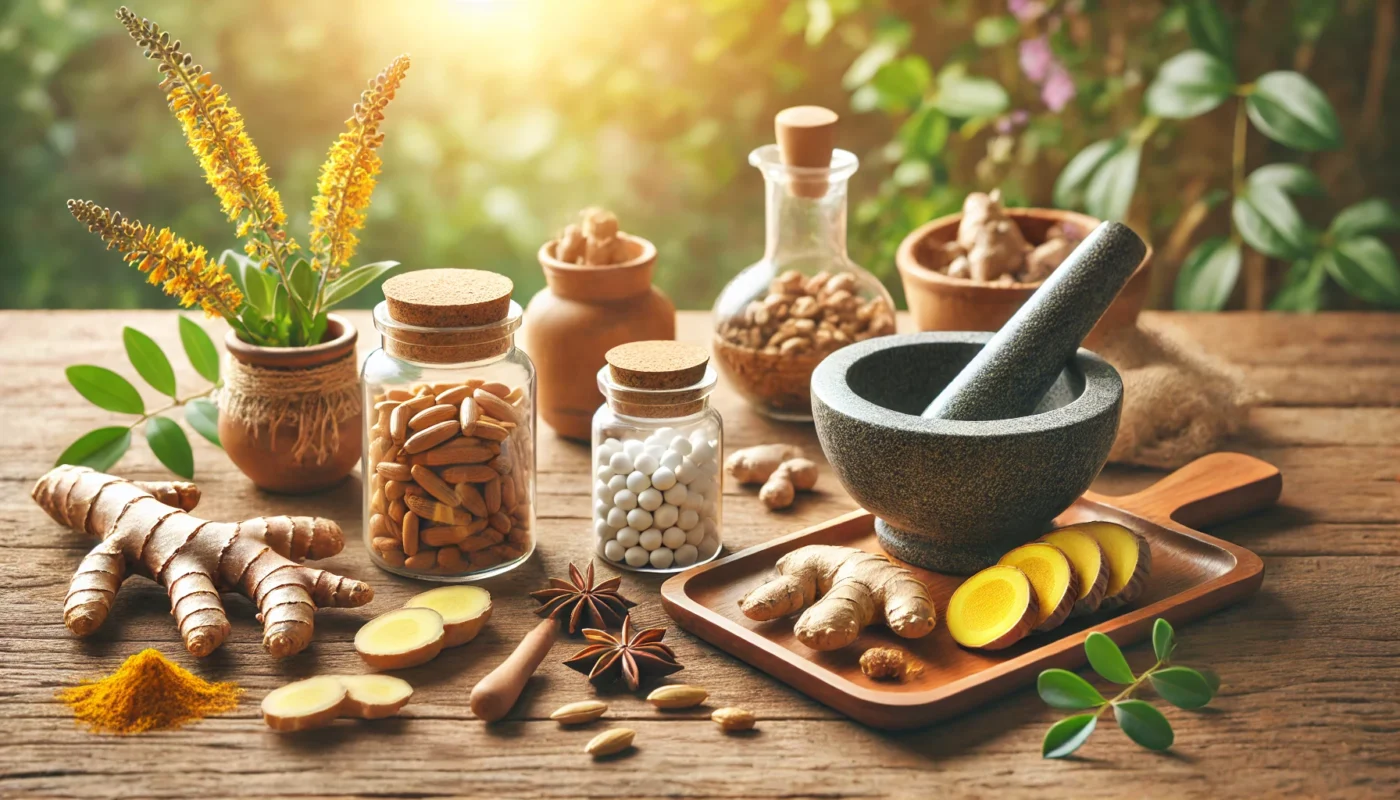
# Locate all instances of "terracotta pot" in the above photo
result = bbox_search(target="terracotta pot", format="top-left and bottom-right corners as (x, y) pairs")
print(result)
(895, 208), (1153, 349)
(219, 314), (362, 494)
(526, 234), (676, 440)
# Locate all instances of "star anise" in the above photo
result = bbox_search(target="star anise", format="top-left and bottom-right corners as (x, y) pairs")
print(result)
(530, 561), (637, 635)
(563, 615), (684, 690)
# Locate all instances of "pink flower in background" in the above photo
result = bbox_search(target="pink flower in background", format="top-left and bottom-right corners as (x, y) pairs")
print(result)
(1019, 36), (1052, 83)
(1008, 0), (1047, 22)
(1041, 64), (1076, 112)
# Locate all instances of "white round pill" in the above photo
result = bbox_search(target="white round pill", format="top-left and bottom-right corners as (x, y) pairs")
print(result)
(655, 427), (677, 442)
(675, 461), (698, 485)
(639, 528), (663, 551)
(660, 451), (684, 469)
(682, 492), (704, 511)
(674, 543), (699, 567)
(650, 466), (677, 491)
(638, 488), (663, 511)
(652, 503), (679, 529)
(604, 540), (626, 562)
(703, 519), (718, 539)
(623, 439), (644, 456)
(624, 545), (649, 567)
(593, 519), (615, 538)
(627, 508), (653, 530)
(701, 458), (720, 477)
(698, 536), (720, 558)
(613, 489), (638, 511)
(690, 476), (713, 499)
(691, 441), (715, 463)
(634, 454), (659, 475)
(606, 507), (628, 529)
(678, 508), (699, 531)
(594, 482), (613, 503)
(608, 451), (633, 474)
(649, 547), (675, 569)
(671, 436), (692, 456)
(626, 470), (651, 493)
(594, 500), (608, 518)
(596, 445), (616, 465)
(596, 465), (615, 482)
(664, 483), (689, 507)
(662, 527), (687, 549)
(685, 525), (705, 545)
(607, 474), (628, 493)
(616, 526), (641, 548)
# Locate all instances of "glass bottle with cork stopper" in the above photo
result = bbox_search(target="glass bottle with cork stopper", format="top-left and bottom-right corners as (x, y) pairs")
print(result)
(592, 340), (722, 573)
(712, 105), (896, 421)
(362, 268), (536, 581)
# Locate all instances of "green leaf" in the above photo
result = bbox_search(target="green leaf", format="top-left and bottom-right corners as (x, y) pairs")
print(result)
(870, 55), (932, 113)
(184, 398), (221, 447)
(933, 71), (1009, 118)
(221, 250), (276, 318)
(974, 15), (1020, 48)
(121, 327), (176, 398)
(178, 316), (221, 384)
(1113, 699), (1175, 751)
(1175, 237), (1241, 310)
(1246, 71), (1342, 151)
(145, 416), (194, 479)
(1248, 163), (1324, 196)
(1293, 0), (1335, 43)
(1184, 0), (1233, 64)
(1053, 138), (1123, 210)
(1085, 632), (1136, 684)
(1322, 238), (1400, 307)
(898, 105), (950, 160)
(1038, 669), (1107, 710)
(1329, 199), (1400, 240)
(1152, 618), (1176, 662)
(1233, 186), (1311, 260)
(1150, 666), (1216, 709)
(1198, 667), (1222, 694)
(1270, 256), (1327, 311)
(843, 39), (901, 90)
(1145, 50), (1236, 119)
(56, 426), (131, 472)
(1084, 143), (1142, 221)
(1042, 714), (1097, 759)
(66, 366), (144, 414)
(804, 0), (832, 45)
(321, 261), (400, 311)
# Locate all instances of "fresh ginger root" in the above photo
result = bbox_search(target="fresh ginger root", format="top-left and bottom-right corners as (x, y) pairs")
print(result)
(758, 458), (818, 510)
(262, 674), (413, 732)
(33, 465), (372, 658)
(554, 207), (629, 266)
(927, 189), (1084, 284)
(739, 545), (936, 651)
(725, 443), (804, 484)
(859, 646), (923, 682)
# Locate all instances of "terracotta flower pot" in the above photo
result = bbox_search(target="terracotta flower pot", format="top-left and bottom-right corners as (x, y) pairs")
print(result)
(895, 208), (1153, 349)
(525, 234), (676, 441)
(219, 314), (362, 494)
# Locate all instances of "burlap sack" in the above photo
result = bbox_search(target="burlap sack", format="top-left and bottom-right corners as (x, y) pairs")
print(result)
(1095, 319), (1263, 469)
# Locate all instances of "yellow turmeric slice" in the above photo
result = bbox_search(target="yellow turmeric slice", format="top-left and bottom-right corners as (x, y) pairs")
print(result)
(998, 543), (1079, 633)
(945, 565), (1039, 651)
(1041, 527), (1111, 617)
(1079, 521), (1152, 611)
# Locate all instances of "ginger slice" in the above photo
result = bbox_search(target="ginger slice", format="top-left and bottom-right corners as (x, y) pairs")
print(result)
(354, 607), (446, 670)
(998, 543), (1078, 633)
(339, 674), (414, 719)
(261, 675), (347, 732)
(1041, 527), (1111, 616)
(404, 585), (493, 647)
(1079, 521), (1152, 611)
(946, 565), (1039, 651)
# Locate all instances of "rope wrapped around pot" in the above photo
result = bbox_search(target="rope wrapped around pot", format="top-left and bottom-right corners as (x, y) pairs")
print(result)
(219, 350), (360, 466)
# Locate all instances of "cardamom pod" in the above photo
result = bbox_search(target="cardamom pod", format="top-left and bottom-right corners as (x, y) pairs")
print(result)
(551, 700), (608, 725)
(645, 684), (708, 709)
(711, 707), (756, 732)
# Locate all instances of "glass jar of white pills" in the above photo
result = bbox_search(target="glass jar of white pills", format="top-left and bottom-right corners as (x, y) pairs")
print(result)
(591, 341), (722, 573)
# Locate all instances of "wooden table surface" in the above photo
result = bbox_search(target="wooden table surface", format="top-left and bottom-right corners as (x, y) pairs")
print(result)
(1, 310), (1397, 799)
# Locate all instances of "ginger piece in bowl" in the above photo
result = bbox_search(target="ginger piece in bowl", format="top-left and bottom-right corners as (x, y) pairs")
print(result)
(553, 207), (629, 266)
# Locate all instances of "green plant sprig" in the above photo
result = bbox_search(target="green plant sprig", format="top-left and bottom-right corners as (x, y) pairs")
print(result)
(57, 317), (224, 479)
(1039, 619), (1220, 759)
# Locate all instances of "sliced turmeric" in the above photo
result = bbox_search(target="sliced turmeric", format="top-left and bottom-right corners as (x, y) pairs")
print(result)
(998, 542), (1078, 633)
(945, 565), (1039, 651)
(1040, 527), (1111, 616)
(1079, 522), (1152, 610)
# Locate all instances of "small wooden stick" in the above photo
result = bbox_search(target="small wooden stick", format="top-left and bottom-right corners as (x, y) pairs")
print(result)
(469, 618), (558, 722)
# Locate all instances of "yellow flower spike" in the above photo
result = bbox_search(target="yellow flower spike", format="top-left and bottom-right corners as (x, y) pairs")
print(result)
(310, 54), (411, 279)
(67, 200), (244, 319)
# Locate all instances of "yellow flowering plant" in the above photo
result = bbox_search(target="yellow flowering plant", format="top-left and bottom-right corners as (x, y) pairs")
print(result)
(69, 7), (408, 348)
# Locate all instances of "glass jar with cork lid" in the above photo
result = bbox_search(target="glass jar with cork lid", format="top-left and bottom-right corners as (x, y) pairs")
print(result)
(592, 341), (722, 573)
(362, 268), (536, 581)
(712, 106), (896, 421)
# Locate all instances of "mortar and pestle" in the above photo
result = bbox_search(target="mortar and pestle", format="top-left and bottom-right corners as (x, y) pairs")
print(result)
(812, 221), (1148, 574)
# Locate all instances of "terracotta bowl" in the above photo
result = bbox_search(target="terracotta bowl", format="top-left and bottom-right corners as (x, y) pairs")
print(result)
(895, 208), (1153, 349)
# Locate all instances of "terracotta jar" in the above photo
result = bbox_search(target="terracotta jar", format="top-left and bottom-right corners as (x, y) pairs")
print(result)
(895, 208), (1153, 350)
(525, 233), (675, 440)
(219, 314), (362, 494)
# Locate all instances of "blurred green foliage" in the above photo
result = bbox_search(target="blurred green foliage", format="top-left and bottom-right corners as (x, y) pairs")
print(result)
(1, 0), (1395, 312)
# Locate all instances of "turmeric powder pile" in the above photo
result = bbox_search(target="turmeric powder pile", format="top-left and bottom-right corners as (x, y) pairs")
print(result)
(57, 649), (242, 734)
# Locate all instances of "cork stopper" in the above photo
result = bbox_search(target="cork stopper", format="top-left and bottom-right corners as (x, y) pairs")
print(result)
(775, 106), (838, 198)
(603, 341), (713, 418)
(383, 269), (513, 327)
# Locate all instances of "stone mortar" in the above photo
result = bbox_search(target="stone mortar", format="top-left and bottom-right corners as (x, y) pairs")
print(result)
(812, 331), (1122, 574)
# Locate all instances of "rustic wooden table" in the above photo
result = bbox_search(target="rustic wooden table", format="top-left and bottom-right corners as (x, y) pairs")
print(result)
(1, 310), (1396, 798)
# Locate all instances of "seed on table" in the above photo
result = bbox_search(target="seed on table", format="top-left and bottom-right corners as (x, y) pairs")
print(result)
(551, 700), (608, 725)
(584, 728), (635, 757)
(646, 684), (708, 709)
(711, 707), (756, 732)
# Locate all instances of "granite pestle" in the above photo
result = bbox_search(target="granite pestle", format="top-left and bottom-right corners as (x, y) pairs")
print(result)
(920, 221), (1146, 421)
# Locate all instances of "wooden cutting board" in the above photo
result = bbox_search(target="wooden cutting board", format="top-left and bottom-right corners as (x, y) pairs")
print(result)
(660, 452), (1281, 730)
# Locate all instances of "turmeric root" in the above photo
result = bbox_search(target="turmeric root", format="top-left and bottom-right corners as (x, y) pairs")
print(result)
(33, 465), (372, 658)
(739, 545), (936, 651)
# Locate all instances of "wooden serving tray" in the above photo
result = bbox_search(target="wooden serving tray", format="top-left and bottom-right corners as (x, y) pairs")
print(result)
(661, 452), (1281, 730)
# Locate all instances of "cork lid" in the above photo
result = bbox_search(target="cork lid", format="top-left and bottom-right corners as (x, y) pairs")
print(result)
(775, 106), (838, 198)
(383, 269), (514, 328)
(606, 341), (709, 390)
